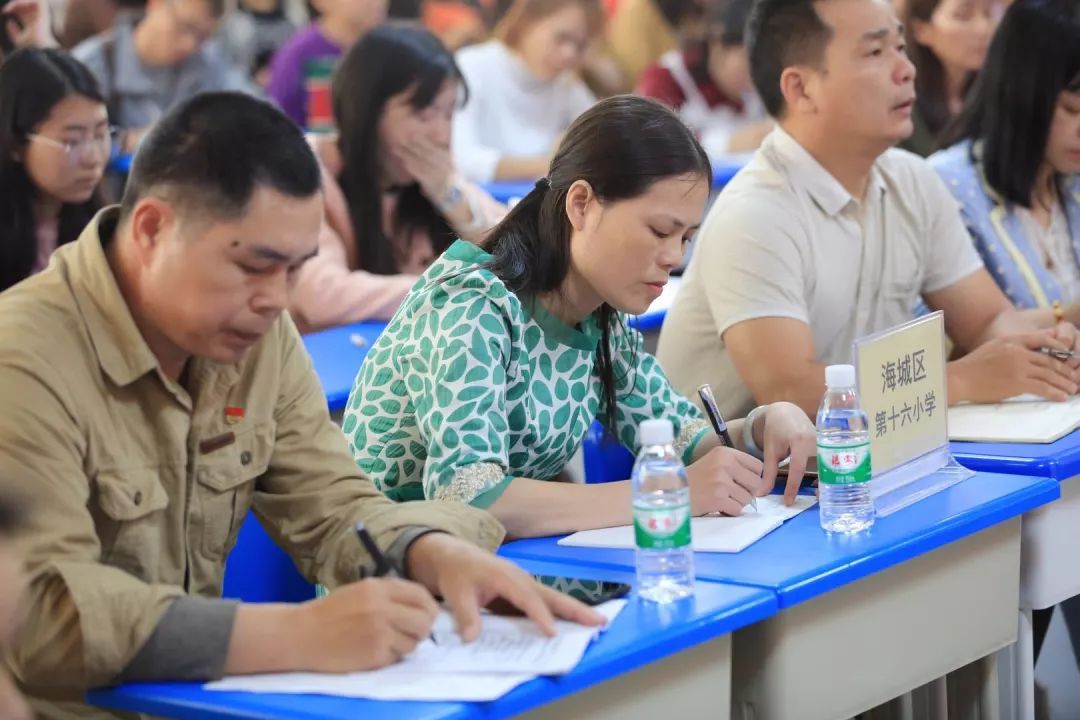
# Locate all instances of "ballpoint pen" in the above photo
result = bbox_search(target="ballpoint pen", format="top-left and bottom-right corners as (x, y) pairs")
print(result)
(1038, 346), (1080, 361)
(356, 522), (439, 645)
(697, 384), (758, 511)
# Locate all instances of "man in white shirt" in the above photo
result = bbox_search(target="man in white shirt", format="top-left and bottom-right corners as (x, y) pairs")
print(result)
(657, 0), (1080, 419)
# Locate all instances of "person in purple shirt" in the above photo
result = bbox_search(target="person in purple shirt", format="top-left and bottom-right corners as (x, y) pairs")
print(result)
(266, 0), (387, 128)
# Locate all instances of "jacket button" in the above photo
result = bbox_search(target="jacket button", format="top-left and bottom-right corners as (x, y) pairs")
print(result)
(133, 491), (143, 505)
(240, 451), (252, 466)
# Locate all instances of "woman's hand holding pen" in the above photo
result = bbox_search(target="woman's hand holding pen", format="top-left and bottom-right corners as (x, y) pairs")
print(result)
(686, 447), (769, 516)
(1049, 321), (1080, 372)
(757, 402), (818, 505)
(951, 330), (1080, 403)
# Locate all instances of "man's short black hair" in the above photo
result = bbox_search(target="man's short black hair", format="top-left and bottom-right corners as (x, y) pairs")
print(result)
(119, 92), (322, 223)
(747, 0), (833, 117)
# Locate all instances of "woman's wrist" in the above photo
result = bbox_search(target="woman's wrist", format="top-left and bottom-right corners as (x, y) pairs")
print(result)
(433, 180), (463, 214)
(742, 405), (769, 459)
(436, 179), (487, 234)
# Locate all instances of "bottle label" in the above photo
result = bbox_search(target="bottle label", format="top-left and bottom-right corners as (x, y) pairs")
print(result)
(817, 441), (872, 486)
(634, 503), (691, 550)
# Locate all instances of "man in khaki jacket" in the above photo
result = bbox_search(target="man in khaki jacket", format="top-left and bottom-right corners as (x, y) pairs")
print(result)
(0, 91), (600, 718)
(0, 495), (29, 720)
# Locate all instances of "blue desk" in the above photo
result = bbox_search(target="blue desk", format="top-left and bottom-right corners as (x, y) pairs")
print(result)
(476, 558), (774, 720)
(302, 321), (387, 413)
(503, 472), (1058, 719)
(484, 162), (745, 206)
(87, 686), (468, 720)
(502, 471), (1056, 607)
(88, 559), (776, 720)
(952, 431), (1080, 481)
(952, 431), (1080, 720)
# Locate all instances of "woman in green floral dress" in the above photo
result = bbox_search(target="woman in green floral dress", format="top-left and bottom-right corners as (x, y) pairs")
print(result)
(344, 96), (816, 538)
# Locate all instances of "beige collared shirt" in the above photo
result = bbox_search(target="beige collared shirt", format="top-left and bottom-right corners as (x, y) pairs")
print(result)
(657, 126), (983, 418)
(0, 208), (504, 714)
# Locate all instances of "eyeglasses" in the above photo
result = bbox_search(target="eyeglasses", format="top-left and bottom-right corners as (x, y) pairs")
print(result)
(26, 127), (118, 163)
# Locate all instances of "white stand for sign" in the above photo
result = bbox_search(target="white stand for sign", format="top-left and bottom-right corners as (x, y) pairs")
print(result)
(854, 312), (972, 516)
(871, 446), (973, 517)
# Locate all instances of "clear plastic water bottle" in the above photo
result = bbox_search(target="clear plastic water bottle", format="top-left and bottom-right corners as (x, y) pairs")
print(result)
(632, 419), (694, 602)
(817, 364), (875, 533)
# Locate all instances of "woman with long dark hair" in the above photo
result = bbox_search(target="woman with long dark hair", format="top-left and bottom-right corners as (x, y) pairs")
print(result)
(932, 0), (1080, 674)
(900, 0), (1002, 156)
(290, 23), (504, 332)
(344, 95), (814, 538)
(0, 47), (108, 293)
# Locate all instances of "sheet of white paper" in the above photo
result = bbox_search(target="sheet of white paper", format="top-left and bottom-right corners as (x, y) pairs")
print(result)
(204, 600), (626, 702)
(405, 599), (626, 676)
(948, 395), (1080, 443)
(559, 496), (817, 553)
(206, 669), (534, 702)
(745, 494), (817, 521)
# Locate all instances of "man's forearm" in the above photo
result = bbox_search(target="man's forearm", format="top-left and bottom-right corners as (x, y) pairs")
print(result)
(979, 307), (1053, 346)
(751, 369), (827, 421)
(223, 602), (312, 676)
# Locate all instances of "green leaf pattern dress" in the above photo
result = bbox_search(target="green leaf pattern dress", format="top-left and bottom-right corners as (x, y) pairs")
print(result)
(343, 240), (711, 507)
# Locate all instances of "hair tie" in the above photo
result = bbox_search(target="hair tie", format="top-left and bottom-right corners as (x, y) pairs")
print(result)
(534, 177), (551, 192)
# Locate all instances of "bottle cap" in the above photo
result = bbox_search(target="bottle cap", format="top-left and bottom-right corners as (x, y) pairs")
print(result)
(639, 418), (674, 446)
(825, 364), (857, 389)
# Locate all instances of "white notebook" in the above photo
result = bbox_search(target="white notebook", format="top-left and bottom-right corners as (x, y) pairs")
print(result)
(948, 395), (1080, 444)
(205, 600), (626, 702)
(558, 496), (817, 553)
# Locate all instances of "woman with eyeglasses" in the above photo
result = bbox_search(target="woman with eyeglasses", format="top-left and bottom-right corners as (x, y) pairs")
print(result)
(0, 48), (110, 293)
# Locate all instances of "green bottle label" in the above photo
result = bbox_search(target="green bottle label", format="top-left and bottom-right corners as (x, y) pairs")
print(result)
(633, 503), (691, 550)
(817, 441), (872, 486)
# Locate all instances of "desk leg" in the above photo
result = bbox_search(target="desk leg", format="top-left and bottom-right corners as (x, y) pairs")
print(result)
(946, 655), (1000, 719)
(731, 520), (1019, 720)
(979, 654), (1000, 718)
(1016, 608), (1036, 720)
(911, 677), (948, 720)
(524, 633), (732, 720)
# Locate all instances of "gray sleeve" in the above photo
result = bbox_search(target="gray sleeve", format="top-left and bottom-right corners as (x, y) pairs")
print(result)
(118, 596), (238, 682)
(384, 526), (442, 579)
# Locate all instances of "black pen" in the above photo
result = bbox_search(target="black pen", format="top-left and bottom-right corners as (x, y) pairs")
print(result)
(697, 384), (757, 511)
(355, 522), (439, 645)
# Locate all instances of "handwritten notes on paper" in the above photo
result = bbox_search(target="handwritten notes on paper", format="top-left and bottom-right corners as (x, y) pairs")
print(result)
(205, 600), (626, 702)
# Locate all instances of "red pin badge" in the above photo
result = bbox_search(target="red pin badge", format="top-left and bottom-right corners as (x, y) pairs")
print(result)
(224, 407), (245, 425)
